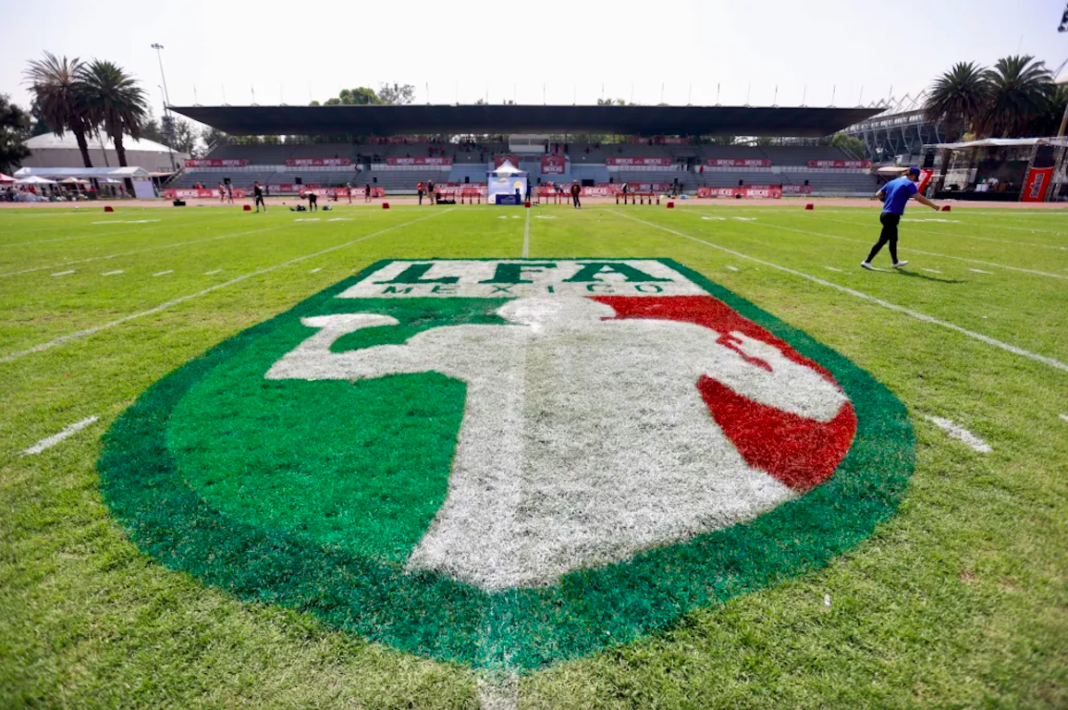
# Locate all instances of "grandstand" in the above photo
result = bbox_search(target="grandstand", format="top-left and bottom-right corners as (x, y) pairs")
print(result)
(168, 103), (883, 198)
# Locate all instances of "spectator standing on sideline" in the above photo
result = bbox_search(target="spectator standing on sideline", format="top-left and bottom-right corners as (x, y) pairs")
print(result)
(417, 181), (425, 205)
(253, 181), (266, 212)
(570, 181), (581, 209)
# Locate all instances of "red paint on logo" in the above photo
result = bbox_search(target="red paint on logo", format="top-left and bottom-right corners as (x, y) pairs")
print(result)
(594, 295), (857, 492)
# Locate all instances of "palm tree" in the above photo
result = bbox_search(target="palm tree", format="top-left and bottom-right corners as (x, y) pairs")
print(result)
(977, 55), (1054, 137)
(23, 52), (95, 167)
(923, 61), (990, 140)
(77, 60), (148, 168)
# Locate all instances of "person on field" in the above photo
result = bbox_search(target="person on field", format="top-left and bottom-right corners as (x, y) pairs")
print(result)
(364, 183), (372, 203)
(417, 181), (425, 205)
(862, 166), (939, 270)
(226, 184), (234, 204)
(306, 190), (318, 212)
(218, 182), (226, 202)
(427, 180), (435, 204)
(253, 181), (266, 212)
(570, 181), (581, 209)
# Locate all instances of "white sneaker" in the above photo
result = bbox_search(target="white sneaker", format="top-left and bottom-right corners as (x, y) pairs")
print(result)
(892, 260), (909, 268)
(861, 262), (875, 271)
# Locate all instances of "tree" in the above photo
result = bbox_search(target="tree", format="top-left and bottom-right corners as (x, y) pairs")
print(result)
(829, 133), (866, 159)
(200, 125), (228, 151)
(378, 83), (416, 105)
(923, 61), (990, 139)
(23, 51), (95, 167)
(597, 98), (627, 106)
(976, 55), (1054, 137)
(1030, 83), (1068, 136)
(0, 94), (32, 173)
(320, 87), (382, 106)
(78, 60), (149, 167)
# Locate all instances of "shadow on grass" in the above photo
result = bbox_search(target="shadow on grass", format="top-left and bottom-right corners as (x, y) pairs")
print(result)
(895, 269), (966, 284)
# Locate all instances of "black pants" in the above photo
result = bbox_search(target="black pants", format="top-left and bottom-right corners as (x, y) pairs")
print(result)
(866, 212), (900, 263)
(572, 194), (581, 208)
(309, 197), (317, 211)
(255, 195), (265, 211)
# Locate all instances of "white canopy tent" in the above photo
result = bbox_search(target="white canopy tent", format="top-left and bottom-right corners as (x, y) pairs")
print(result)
(487, 160), (528, 205)
(14, 166), (157, 199)
(15, 175), (58, 185)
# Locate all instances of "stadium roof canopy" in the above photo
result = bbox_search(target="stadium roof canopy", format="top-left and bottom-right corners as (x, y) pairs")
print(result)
(169, 104), (881, 138)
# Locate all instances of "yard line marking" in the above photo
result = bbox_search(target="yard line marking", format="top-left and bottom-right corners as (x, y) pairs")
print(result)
(814, 216), (1068, 251)
(969, 268), (993, 274)
(825, 266), (844, 272)
(522, 209), (531, 258)
(922, 268), (942, 274)
(204, 269), (222, 275)
(1059, 414), (1068, 424)
(478, 673), (518, 710)
(91, 219), (161, 225)
(611, 211), (1068, 375)
(924, 415), (992, 453)
(309, 267), (322, 273)
(0, 225), (284, 279)
(0, 213), (244, 249)
(51, 270), (75, 277)
(153, 270), (174, 277)
(0, 211), (452, 366)
(22, 416), (99, 456)
(726, 265), (739, 272)
(101, 270), (124, 276)
(757, 222), (1068, 282)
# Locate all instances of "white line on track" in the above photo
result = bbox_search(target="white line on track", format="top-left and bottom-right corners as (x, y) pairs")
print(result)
(22, 416), (99, 455)
(924, 415), (992, 453)
(611, 211), (1068, 375)
(522, 209), (531, 258)
(726, 265), (740, 272)
(969, 268), (993, 274)
(101, 270), (123, 276)
(309, 267), (322, 273)
(824, 266), (844, 272)
(0, 210), (452, 366)
(153, 270), (174, 277)
(51, 270), (75, 277)
(813, 215), (1068, 251)
(757, 222), (1068, 282)
(0, 225), (283, 279)
(204, 269), (222, 275)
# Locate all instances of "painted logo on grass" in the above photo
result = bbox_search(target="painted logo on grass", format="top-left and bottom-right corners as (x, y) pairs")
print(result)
(99, 259), (913, 671)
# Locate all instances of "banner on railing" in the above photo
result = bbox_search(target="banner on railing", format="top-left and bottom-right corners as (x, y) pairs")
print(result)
(538, 183), (672, 197)
(782, 184), (813, 195)
(806, 159), (872, 169)
(1021, 166), (1053, 202)
(697, 186), (783, 199)
(285, 158), (351, 167)
(606, 157), (673, 167)
(706, 158), (773, 168)
(541, 155), (567, 174)
(265, 183), (320, 194)
(385, 157), (453, 166)
(493, 155), (522, 169)
(184, 159), (249, 168)
(163, 188), (248, 199)
(299, 187), (385, 198)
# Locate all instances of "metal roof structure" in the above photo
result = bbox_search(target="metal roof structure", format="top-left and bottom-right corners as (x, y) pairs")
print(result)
(169, 104), (881, 137)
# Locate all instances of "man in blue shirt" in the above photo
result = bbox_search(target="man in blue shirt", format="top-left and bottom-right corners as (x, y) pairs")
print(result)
(862, 166), (939, 270)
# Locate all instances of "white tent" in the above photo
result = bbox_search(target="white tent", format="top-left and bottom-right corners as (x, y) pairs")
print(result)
(15, 175), (58, 185)
(20, 133), (188, 173)
(0, 173), (13, 183)
(488, 161), (528, 205)
(14, 166), (152, 180)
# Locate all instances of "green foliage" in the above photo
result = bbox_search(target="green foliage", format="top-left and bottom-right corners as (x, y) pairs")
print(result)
(829, 133), (865, 159)
(0, 94), (32, 173)
(923, 61), (990, 138)
(22, 51), (95, 167)
(378, 83), (416, 105)
(76, 60), (149, 168)
(977, 55), (1054, 137)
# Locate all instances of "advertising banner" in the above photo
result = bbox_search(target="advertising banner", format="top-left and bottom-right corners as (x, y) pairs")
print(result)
(163, 188), (247, 199)
(541, 155), (567, 174)
(606, 157), (673, 167)
(385, 157), (453, 166)
(184, 159), (249, 168)
(806, 159), (872, 169)
(285, 158), (351, 167)
(1021, 167), (1053, 202)
(697, 186), (783, 199)
(782, 184), (813, 195)
(494, 155), (522, 169)
(706, 158), (773, 168)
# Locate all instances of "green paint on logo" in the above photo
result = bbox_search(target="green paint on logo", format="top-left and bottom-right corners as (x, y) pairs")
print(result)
(99, 259), (914, 672)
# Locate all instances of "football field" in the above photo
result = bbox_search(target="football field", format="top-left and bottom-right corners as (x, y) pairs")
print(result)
(1, 202), (1066, 709)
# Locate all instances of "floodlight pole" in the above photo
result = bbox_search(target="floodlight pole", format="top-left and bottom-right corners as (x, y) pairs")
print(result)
(151, 43), (177, 174)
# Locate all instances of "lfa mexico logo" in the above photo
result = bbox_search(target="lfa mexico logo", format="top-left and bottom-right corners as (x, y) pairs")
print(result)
(100, 259), (913, 671)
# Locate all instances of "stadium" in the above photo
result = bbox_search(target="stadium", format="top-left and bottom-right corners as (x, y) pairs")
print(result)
(3, 5), (1068, 710)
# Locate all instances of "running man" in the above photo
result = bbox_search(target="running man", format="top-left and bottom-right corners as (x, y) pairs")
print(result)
(862, 166), (939, 270)
(253, 181), (266, 212)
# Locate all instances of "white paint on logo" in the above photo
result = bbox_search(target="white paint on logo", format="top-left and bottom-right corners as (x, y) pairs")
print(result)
(924, 415), (992, 453)
(268, 296), (848, 589)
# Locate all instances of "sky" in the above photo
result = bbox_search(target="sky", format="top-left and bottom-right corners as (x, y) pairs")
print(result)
(3, 0), (1068, 121)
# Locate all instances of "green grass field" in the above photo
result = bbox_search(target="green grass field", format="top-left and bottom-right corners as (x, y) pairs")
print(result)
(1, 201), (1066, 709)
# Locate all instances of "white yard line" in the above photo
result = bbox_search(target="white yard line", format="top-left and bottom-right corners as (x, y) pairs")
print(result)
(153, 270), (174, 277)
(1059, 414), (1068, 424)
(522, 209), (531, 258)
(924, 415), (992, 453)
(51, 270), (75, 277)
(478, 673), (518, 710)
(922, 268), (942, 274)
(969, 268), (993, 275)
(726, 265), (740, 272)
(824, 266), (844, 273)
(814, 215), (1068, 251)
(0, 213), (244, 249)
(204, 269), (222, 275)
(611, 211), (1068, 375)
(22, 416), (99, 455)
(101, 270), (124, 276)
(0, 211), (452, 366)
(0, 225), (283, 279)
(309, 267), (322, 273)
(757, 222), (1068, 282)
